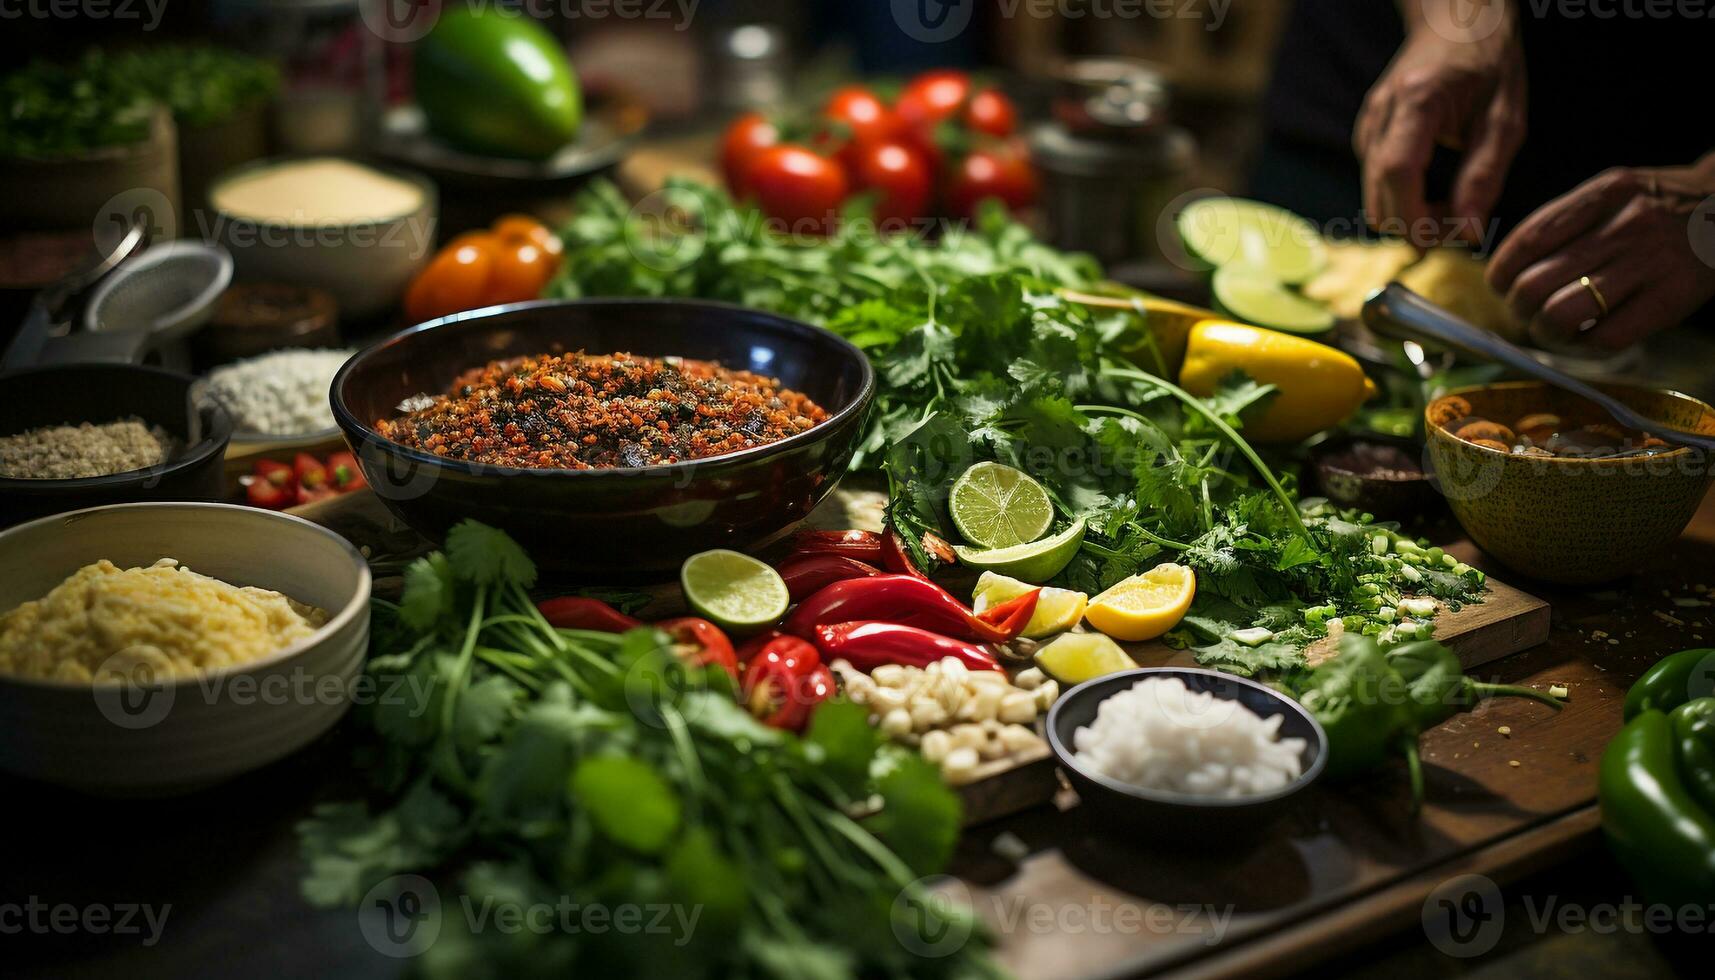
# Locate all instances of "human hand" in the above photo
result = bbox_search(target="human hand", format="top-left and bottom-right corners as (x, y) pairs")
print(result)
(1354, 0), (1525, 246)
(1487, 156), (1715, 351)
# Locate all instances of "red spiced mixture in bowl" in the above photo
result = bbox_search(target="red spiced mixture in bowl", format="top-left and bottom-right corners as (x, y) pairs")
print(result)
(375, 351), (829, 469)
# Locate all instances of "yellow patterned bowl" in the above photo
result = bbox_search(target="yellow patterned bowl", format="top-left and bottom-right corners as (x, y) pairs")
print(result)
(1424, 381), (1715, 585)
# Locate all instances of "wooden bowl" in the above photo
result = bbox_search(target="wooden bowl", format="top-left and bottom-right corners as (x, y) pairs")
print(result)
(1424, 382), (1715, 584)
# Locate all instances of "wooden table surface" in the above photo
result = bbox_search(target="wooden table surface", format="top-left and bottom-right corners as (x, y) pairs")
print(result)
(5, 489), (1710, 979)
(956, 488), (1715, 978)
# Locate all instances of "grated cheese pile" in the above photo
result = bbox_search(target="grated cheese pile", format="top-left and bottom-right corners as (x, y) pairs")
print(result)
(0, 559), (327, 682)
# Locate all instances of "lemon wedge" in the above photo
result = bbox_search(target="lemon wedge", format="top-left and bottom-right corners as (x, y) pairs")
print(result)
(1083, 563), (1197, 642)
(972, 572), (1088, 639)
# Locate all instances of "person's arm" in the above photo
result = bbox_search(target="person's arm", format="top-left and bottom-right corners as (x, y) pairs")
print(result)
(1486, 152), (1715, 351)
(1355, 0), (1525, 245)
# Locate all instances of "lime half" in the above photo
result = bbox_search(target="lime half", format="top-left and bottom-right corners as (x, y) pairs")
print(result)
(681, 549), (789, 631)
(1212, 265), (1336, 335)
(953, 519), (1086, 584)
(1176, 197), (1327, 284)
(949, 462), (1055, 550)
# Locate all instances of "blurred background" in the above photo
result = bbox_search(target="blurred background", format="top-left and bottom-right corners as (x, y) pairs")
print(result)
(2, 0), (1710, 398)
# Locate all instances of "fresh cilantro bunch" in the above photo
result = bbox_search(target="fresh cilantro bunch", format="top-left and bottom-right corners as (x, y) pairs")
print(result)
(299, 521), (996, 979)
(549, 182), (1483, 675)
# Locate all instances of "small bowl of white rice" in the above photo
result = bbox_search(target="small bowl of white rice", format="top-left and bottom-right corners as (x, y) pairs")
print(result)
(205, 347), (354, 446)
(1046, 668), (1327, 836)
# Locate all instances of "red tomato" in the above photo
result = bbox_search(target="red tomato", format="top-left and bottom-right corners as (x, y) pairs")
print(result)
(482, 238), (554, 307)
(721, 112), (780, 200)
(963, 89), (1017, 137)
(293, 452), (328, 490)
(403, 234), (494, 324)
(945, 148), (1039, 219)
(246, 459), (294, 510)
(326, 451), (367, 493)
(895, 69), (971, 132)
(746, 145), (849, 235)
(492, 214), (562, 256)
(821, 85), (899, 151)
(845, 140), (932, 231)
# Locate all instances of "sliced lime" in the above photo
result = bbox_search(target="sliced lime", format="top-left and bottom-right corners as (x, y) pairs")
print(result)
(949, 461), (1055, 550)
(680, 549), (789, 631)
(953, 519), (1086, 584)
(1176, 197), (1326, 284)
(1211, 265), (1336, 335)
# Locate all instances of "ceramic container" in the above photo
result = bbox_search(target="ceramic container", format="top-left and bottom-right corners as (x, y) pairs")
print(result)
(332, 298), (875, 578)
(1424, 381), (1715, 584)
(1046, 667), (1328, 837)
(0, 503), (371, 795)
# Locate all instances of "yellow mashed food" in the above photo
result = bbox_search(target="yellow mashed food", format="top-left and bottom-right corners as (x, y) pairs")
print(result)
(0, 559), (328, 682)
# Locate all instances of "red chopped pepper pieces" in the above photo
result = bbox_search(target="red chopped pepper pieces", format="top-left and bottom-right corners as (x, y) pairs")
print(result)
(655, 616), (738, 680)
(811, 621), (1003, 673)
(776, 553), (885, 603)
(789, 529), (885, 563)
(879, 528), (929, 580)
(538, 596), (645, 632)
(783, 574), (1038, 644)
(742, 635), (833, 731)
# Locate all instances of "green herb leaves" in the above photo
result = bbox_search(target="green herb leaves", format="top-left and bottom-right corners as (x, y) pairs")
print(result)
(300, 524), (990, 978)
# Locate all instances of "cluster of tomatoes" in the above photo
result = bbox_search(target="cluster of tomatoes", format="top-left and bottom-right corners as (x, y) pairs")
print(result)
(720, 70), (1038, 235)
(403, 214), (564, 325)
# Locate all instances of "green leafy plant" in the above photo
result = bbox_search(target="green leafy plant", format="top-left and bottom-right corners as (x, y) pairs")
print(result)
(299, 520), (997, 979)
(548, 181), (1485, 675)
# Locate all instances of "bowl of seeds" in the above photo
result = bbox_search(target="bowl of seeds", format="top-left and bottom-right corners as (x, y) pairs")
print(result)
(0, 364), (233, 528)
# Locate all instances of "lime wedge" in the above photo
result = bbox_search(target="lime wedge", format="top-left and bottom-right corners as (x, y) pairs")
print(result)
(949, 461), (1055, 550)
(953, 519), (1086, 583)
(680, 549), (789, 631)
(1176, 197), (1327, 284)
(1211, 265), (1336, 335)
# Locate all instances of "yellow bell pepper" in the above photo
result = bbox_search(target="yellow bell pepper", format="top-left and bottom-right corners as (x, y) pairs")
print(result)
(1178, 320), (1378, 443)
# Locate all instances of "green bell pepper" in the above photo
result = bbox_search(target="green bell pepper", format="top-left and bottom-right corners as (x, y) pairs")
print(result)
(1669, 698), (1715, 816)
(414, 6), (583, 160)
(1622, 647), (1715, 720)
(1598, 706), (1715, 908)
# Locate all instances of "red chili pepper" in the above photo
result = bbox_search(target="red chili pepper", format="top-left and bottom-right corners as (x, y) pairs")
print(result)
(973, 589), (1041, 640)
(742, 635), (832, 731)
(776, 553), (884, 603)
(783, 574), (1038, 644)
(789, 529), (885, 563)
(811, 621), (1002, 673)
(879, 528), (929, 580)
(736, 629), (786, 664)
(654, 616), (738, 680)
(537, 597), (644, 632)
(921, 531), (957, 565)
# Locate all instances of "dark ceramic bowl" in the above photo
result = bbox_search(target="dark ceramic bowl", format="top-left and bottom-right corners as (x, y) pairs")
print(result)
(1046, 667), (1327, 837)
(1311, 433), (1443, 521)
(0, 364), (232, 528)
(331, 299), (875, 577)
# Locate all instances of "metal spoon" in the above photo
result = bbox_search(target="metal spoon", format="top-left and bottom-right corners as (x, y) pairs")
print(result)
(1362, 282), (1715, 454)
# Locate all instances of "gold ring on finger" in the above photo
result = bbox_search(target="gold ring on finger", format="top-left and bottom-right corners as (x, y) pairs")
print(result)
(1578, 275), (1609, 330)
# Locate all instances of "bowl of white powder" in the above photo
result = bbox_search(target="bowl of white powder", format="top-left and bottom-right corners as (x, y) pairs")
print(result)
(1046, 668), (1327, 836)
(206, 347), (353, 445)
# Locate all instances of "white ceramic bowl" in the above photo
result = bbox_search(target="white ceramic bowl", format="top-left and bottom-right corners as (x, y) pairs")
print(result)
(208, 155), (438, 320)
(0, 502), (370, 795)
